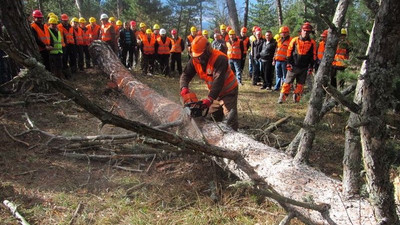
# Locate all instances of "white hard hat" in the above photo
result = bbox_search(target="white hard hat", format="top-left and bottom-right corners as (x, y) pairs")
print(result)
(160, 28), (166, 35)
(100, 14), (108, 20)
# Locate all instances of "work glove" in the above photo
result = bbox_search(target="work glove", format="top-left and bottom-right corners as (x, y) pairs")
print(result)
(308, 68), (313, 75)
(201, 97), (213, 109)
(286, 64), (293, 72)
(180, 87), (189, 97)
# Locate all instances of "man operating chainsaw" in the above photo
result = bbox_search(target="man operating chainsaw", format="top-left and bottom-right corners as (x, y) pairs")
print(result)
(180, 36), (239, 131)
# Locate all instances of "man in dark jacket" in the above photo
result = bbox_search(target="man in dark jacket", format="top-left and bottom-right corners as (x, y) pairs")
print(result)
(251, 28), (264, 85)
(259, 31), (277, 90)
(211, 33), (227, 54)
(119, 21), (137, 69)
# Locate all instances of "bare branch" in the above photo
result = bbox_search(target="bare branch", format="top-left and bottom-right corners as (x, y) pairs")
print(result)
(323, 84), (361, 114)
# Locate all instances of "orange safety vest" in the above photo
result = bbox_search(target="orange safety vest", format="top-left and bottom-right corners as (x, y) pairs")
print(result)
(72, 27), (84, 45)
(86, 24), (100, 43)
(187, 35), (195, 44)
(287, 36), (316, 65)
(332, 41), (349, 68)
(192, 49), (238, 97)
(170, 37), (182, 53)
(31, 22), (50, 51)
(142, 36), (156, 55)
(137, 30), (146, 42)
(274, 37), (292, 61)
(115, 25), (122, 33)
(241, 36), (249, 53)
(58, 24), (74, 45)
(101, 23), (113, 41)
(81, 27), (90, 46)
(157, 36), (171, 55)
(221, 33), (229, 42)
(226, 39), (242, 60)
(152, 33), (160, 40)
(317, 40), (325, 60)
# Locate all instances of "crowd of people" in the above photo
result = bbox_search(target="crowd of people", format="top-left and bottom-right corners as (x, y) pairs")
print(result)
(26, 10), (351, 130)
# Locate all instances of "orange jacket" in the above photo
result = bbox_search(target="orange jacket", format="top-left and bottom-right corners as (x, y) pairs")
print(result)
(226, 39), (242, 60)
(156, 36), (171, 55)
(317, 40), (325, 60)
(58, 23), (74, 45)
(287, 36), (316, 68)
(274, 36), (292, 61)
(240, 36), (250, 53)
(170, 37), (183, 53)
(142, 35), (156, 55)
(332, 40), (350, 68)
(101, 23), (113, 41)
(80, 27), (90, 46)
(192, 49), (238, 98)
(86, 24), (101, 43)
(31, 22), (50, 51)
(73, 27), (84, 45)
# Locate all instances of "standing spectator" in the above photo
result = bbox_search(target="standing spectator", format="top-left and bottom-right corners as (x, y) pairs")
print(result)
(315, 29), (328, 72)
(79, 17), (91, 68)
(250, 28), (264, 86)
(226, 29), (244, 85)
(259, 31), (277, 90)
(220, 24), (229, 42)
(119, 21), (137, 69)
(130, 21), (139, 68)
(57, 14), (74, 77)
(48, 17), (63, 78)
(100, 14), (117, 53)
(139, 29), (156, 75)
(248, 26), (258, 79)
(71, 17), (84, 71)
(170, 29), (184, 76)
(31, 10), (51, 71)
(238, 27), (250, 74)
(331, 28), (351, 88)
(87, 17), (101, 43)
(273, 26), (292, 91)
(186, 26), (197, 57)
(211, 33), (227, 54)
(278, 23), (316, 103)
(155, 28), (172, 76)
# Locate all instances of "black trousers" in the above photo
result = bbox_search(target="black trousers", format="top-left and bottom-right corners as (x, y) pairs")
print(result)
(158, 54), (170, 76)
(121, 44), (134, 68)
(260, 59), (274, 88)
(40, 50), (50, 71)
(142, 54), (155, 74)
(63, 44), (76, 72)
(75, 45), (84, 71)
(170, 52), (182, 74)
(82, 45), (91, 68)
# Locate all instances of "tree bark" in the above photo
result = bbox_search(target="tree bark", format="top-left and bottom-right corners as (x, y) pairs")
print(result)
(117, 0), (122, 19)
(358, 0), (400, 222)
(293, 0), (350, 164)
(75, 0), (83, 18)
(243, 0), (249, 28)
(276, 0), (283, 26)
(225, 0), (240, 34)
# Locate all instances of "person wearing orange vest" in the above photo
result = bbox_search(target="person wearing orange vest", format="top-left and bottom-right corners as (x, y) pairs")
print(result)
(71, 17), (84, 72)
(119, 21), (137, 69)
(79, 17), (91, 68)
(170, 29), (184, 75)
(152, 24), (161, 40)
(239, 27), (250, 74)
(87, 17), (101, 43)
(259, 31), (277, 90)
(48, 17), (64, 78)
(278, 22), (316, 103)
(220, 24), (229, 42)
(186, 26), (197, 58)
(180, 36), (239, 130)
(315, 29), (328, 72)
(154, 28), (172, 76)
(273, 26), (292, 91)
(57, 14), (74, 77)
(331, 28), (351, 88)
(100, 14), (117, 53)
(139, 29), (156, 75)
(31, 10), (51, 71)
(226, 30), (244, 85)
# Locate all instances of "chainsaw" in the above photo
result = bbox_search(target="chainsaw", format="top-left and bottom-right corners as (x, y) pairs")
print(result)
(183, 101), (209, 118)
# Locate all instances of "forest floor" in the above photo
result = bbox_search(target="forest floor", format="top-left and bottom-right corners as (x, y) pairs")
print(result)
(0, 65), (399, 225)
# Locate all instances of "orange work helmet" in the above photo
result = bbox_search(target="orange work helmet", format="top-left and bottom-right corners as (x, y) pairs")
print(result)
(302, 22), (313, 31)
(226, 26), (232, 32)
(321, 29), (328, 37)
(191, 36), (209, 57)
(61, 14), (69, 21)
(279, 26), (290, 33)
(241, 27), (247, 33)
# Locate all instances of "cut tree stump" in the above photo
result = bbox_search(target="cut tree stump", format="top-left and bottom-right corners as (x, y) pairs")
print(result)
(89, 41), (377, 224)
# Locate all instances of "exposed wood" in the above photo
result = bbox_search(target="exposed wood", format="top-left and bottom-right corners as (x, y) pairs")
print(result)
(323, 84), (360, 114)
(113, 166), (143, 173)
(279, 212), (294, 225)
(3, 200), (30, 225)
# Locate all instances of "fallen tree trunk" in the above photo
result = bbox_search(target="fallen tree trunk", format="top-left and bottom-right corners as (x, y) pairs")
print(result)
(89, 41), (378, 224)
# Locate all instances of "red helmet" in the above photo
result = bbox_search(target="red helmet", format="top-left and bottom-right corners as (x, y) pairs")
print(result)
(171, 29), (177, 35)
(241, 27), (247, 33)
(197, 30), (202, 36)
(321, 29), (328, 37)
(255, 27), (262, 33)
(61, 14), (69, 21)
(130, 20), (136, 27)
(302, 22), (313, 31)
(252, 26), (258, 32)
(226, 26), (232, 32)
(32, 10), (43, 18)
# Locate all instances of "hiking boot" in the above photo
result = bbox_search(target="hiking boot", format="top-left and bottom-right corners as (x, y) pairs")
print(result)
(293, 93), (301, 103)
(278, 93), (287, 104)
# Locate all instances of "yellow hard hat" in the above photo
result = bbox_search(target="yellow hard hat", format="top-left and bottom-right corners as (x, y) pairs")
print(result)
(202, 30), (208, 35)
(116, 20), (123, 26)
(146, 29), (152, 34)
(47, 12), (56, 18)
(79, 17), (86, 23)
(48, 17), (58, 25)
(108, 17), (116, 22)
(50, 15), (58, 21)
(228, 30), (235, 35)
(220, 24), (226, 30)
(190, 26), (197, 32)
(71, 17), (79, 23)
(274, 34), (280, 40)
(89, 17), (96, 23)
(140, 22), (146, 28)
(341, 28), (347, 35)
(279, 26), (290, 33)
(153, 24), (160, 30)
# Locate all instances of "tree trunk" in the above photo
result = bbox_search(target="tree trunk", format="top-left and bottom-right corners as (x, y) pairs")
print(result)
(225, 0), (240, 34)
(199, 1), (203, 31)
(358, 0), (400, 222)
(243, 0), (249, 28)
(37, 0), (43, 12)
(276, 0), (283, 26)
(58, 0), (63, 13)
(117, 0), (122, 19)
(293, 0), (350, 164)
(177, 6), (183, 35)
(75, 0), (83, 18)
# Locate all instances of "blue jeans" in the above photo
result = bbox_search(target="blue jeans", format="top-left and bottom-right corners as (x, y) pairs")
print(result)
(251, 59), (261, 85)
(248, 57), (253, 78)
(229, 59), (242, 83)
(274, 60), (287, 90)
